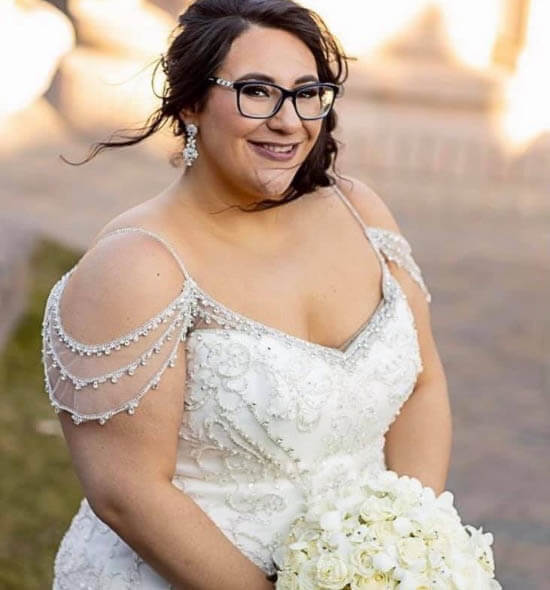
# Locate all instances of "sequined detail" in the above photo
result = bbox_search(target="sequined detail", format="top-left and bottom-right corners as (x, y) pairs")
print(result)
(41, 273), (195, 424)
(43, 187), (431, 586)
(367, 227), (431, 302)
(331, 183), (431, 303)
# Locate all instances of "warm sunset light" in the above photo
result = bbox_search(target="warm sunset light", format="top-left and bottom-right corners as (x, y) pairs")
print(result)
(310, 0), (501, 67)
(0, 1), (74, 116)
(436, 0), (501, 68)
(3, 0), (548, 159)
(311, 0), (549, 152)
(501, 0), (550, 150)
(311, 0), (431, 56)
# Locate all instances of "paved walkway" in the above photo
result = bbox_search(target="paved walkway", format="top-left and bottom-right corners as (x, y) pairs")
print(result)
(1, 94), (548, 589)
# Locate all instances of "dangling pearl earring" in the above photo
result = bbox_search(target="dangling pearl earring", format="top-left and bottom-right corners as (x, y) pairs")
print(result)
(182, 123), (198, 167)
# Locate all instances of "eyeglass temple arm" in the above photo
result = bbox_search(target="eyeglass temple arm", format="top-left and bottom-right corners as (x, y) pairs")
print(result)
(208, 76), (234, 88)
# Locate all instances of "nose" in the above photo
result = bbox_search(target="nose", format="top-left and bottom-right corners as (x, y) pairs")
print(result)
(267, 95), (302, 132)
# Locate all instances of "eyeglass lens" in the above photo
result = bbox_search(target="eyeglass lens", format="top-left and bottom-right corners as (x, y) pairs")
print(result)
(238, 83), (335, 119)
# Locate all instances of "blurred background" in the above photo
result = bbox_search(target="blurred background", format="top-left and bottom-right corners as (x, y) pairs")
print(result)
(0, 0), (548, 588)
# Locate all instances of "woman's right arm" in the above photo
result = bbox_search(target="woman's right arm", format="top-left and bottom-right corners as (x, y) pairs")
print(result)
(46, 231), (274, 590)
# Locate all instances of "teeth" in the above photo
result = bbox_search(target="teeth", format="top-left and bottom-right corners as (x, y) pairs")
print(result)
(260, 143), (293, 153)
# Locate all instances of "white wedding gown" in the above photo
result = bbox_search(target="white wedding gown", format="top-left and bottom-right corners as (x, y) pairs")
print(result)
(41, 188), (432, 589)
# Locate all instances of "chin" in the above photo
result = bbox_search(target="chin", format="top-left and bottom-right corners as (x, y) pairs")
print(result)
(252, 170), (296, 199)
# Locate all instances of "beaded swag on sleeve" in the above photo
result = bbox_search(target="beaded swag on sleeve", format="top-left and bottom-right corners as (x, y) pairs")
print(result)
(41, 268), (195, 425)
(367, 227), (432, 303)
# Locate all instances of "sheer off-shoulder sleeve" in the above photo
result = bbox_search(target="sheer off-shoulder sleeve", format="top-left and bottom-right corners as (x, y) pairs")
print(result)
(367, 227), (432, 303)
(40, 227), (195, 425)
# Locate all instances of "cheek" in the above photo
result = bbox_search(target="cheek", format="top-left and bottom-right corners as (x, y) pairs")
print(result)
(201, 119), (263, 169)
(202, 95), (259, 144)
(305, 120), (323, 146)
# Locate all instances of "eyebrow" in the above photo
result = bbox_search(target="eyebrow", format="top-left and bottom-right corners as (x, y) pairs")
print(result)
(235, 72), (319, 85)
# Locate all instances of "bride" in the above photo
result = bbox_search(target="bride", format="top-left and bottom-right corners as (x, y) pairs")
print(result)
(42, 0), (451, 588)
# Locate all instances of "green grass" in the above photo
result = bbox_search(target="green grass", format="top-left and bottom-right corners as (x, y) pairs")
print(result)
(0, 239), (84, 589)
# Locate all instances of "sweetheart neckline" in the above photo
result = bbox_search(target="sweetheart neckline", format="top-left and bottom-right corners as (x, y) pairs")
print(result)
(184, 259), (396, 360)
(54, 262), (397, 367)
(54, 240), (397, 362)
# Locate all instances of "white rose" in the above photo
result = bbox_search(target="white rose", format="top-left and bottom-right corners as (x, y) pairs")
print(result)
(350, 572), (396, 590)
(316, 554), (351, 590)
(350, 545), (377, 576)
(359, 496), (395, 523)
(396, 537), (427, 570)
(368, 521), (394, 546)
(396, 571), (431, 590)
(296, 561), (319, 590)
(288, 548), (310, 570)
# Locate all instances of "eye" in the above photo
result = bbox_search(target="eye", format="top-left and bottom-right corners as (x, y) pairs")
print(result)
(296, 86), (320, 99)
(241, 83), (272, 98)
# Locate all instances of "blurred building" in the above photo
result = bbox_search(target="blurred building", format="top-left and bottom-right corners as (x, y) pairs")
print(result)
(0, 4), (547, 588)
(5, 0), (542, 212)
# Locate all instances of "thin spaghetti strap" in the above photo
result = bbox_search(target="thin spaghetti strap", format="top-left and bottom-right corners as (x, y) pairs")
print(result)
(332, 183), (369, 234)
(331, 183), (389, 299)
(331, 184), (432, 303)
(93, 226), (192, 281)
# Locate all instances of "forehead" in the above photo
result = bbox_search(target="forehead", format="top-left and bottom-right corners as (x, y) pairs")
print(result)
(221, 25), (318, 84)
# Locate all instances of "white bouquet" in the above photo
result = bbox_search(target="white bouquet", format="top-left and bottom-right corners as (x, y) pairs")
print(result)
(273, 470), (501, 590)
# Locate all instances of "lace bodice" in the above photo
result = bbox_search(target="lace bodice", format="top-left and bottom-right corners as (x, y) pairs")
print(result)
(42, 187), (432, 584)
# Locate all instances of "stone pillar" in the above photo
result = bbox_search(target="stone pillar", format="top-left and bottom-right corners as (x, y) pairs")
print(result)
(501, 0), (550, 149)
(492, 0), (531, 71)
(0, 1), (74, 117)
(53, 1), (175, 151)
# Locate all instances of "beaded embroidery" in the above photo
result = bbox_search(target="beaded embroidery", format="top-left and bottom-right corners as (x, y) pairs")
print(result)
(367, 227), (431, 303)
(43, 188), (432, 584)
(42, 216), (430, 425)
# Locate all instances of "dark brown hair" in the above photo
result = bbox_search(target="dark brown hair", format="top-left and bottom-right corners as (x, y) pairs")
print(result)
(63, 0), (350, 211)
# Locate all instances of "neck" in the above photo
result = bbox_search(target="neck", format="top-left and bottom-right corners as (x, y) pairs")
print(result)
(166, 163), (302, 243)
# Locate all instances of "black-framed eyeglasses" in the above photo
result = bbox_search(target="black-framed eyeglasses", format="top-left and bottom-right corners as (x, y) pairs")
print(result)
(207, 76), (341, 120)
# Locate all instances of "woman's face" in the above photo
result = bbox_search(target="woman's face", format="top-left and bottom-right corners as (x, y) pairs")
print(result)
(191, 25), (324, 200)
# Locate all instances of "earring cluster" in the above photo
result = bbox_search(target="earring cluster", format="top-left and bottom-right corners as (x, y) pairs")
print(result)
(182, 123), (199, 167)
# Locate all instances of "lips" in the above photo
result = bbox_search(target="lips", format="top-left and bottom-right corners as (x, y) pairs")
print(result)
(247, 140), (300, 162)
(255, 142), (294, 153)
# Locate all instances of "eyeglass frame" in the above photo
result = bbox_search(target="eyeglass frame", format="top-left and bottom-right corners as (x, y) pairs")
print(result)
(207, 76), (341, 120)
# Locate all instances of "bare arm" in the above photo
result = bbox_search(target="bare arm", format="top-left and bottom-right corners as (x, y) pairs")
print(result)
(338, 179), (452, 495)
(381, 260), (452, 495)
(54, 232), (274, 590)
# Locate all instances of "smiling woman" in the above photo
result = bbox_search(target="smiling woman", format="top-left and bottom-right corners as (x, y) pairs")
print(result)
(43, 1), (458, 589)
(63, 0), (349, 211)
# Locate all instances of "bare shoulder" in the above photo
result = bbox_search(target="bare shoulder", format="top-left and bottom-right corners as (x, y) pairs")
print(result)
(89, 196), (166, 246)
(333, 176), (401, 233)
(60, 209), (185, 345)
(334, 176), (433, 305)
